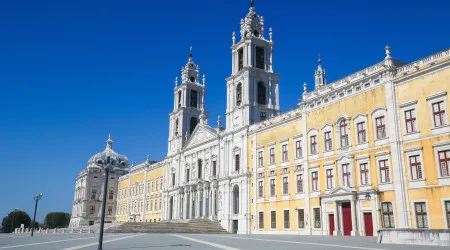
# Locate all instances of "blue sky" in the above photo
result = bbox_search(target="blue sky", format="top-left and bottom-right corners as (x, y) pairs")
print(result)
(0, 0), (448, 222)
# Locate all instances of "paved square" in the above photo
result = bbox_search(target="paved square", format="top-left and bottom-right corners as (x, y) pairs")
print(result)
(0, 233), (447, 250)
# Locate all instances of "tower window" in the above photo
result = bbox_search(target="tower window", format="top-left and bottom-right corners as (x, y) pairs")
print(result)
(174, 118), (179, 136)
(190, 76), (195, 82)
(256, 46), (265, 69)
(190, 90), (198, 108)
(257, 81), (266, 105)
(254, 30), (259, 37)
(178, 91), (182, 107)
(238, 48), (244, 71)
(189, 117), (198, 135)
(236, 83), (242, 106)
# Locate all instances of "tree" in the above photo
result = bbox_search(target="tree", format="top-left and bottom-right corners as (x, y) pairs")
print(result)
(43, 212), (71, 229)
(1, 210), (31, 233)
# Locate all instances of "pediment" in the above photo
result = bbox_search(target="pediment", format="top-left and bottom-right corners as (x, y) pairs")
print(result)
(184, 124), (218, 149)
(328, 185), (356, 195)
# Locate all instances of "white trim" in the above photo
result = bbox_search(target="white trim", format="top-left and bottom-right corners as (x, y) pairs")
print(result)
(354, 114), (369, 150)
(399, 100), (421, 141)
(371, 107), (389, 146)
(427, 91), (450, 135)
(282, 208), (291, 229)
(375, 153), (393, 190)
(324, 164), (335, 190)
(404, 149), (426, 189)
(432, 141), (450, 185)
(441, 198), (450, 229)
(356, 156), (371, 189)
(411, 200), (430, 229)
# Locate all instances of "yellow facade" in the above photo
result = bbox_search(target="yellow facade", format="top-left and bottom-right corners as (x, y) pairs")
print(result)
(248, 48), (450, 235)
(116, 161), (165, 223)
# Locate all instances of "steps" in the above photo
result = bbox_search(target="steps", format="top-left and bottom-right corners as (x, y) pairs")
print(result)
(105, 219), (229, 234)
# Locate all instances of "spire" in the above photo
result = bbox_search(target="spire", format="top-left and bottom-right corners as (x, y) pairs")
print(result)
(250, 0), (255, 7)
(303, 82), (307, 95)
(175, 76), (178, 87)
(217, 115), (222, 129)
(188, 46), (193, 63)
(384, 45), (391, 59)
(240, 0), (264, 39)
(105, 134), (113, 150)
(314, 54), (326, 89)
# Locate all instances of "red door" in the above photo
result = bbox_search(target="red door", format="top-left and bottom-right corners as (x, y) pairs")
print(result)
(364, 213), (373, 236)
(329, 214), (335, 235)
(342, 202), (352, 236)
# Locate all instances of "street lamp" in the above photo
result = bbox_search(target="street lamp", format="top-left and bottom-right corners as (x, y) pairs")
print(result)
(31, 193), (43, 236)
(95, 139), (128, 250)
(11, 208), (18, 233)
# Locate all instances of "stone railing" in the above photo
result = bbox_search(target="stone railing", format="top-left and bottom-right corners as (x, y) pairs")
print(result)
(13, 227), (94, 234)
(396, 48), (450, 75)
(378, 228), (450, 247)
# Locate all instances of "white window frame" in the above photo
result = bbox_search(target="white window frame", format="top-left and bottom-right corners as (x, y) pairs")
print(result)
(283, 208), (291, 229)
(322, 124), (333, 157)
(356, 154), (371, 190)
(282, 172), (290, 199)
(354, 114), (368, 150)
(310, 165), (320, 196)
(371, 107), (389, 146)
(427, 91), (449, 135)
(411, 200), (430, 229)
(280, 138), (289, 165)
(375, 151), (393, 191)
(312, 206), (322, 229)
(294, 134), (303, 161)
(324, 162), (335, 190)
(432, 140), (450, 186)
(441, 198), (450, 229)
(335, 115), (351, 152)
(400, 100), (420, 140)
(269, 177), (276, 202)
(404, 146), (425, 188)
(268, 143), (276, 169)
(270, 209), (277, 230)
(257, 178), (264, 201)
(258, 210), (265, 230)
(257, 150), (264, 169)
(307, 129), (319, 159)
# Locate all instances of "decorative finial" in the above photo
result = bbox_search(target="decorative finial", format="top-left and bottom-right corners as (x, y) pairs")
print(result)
(303, 82), (307, 94)
(106, 134), (113, 149)
(269, 27), (273, 42)
(175, 76), (178, 87)
(250, 0), (255, 7)
(217, 115), (222, 128)
(318, 53), (322, 65)
(147, 154), (150, 161)
(189, 45), (193, 58)
(202, 74), (206, 85)
(384, 45), (391, 59)
(232, 31), (236, 45)
(185, 133), (189, 143)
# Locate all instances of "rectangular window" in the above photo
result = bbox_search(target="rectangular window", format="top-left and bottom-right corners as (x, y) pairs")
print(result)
(258, 180), (263, 198)
(186, 169), (190, 182)
(357, 122), (366, 143)
(438, 150), (450, 177)
(310, 135), (317, 155)
(432, 101), (446, 127)
(379, 160), (390, 183)
(91, 190), (96, 200)
(155, 180), (158, 191)
(342, 164), (351, 187)
(405, 109), (417, 133)
(376, 116), (386, 139)
(212, 161), (217, 177)
(311, 171), (318, 191)
(409, 155), (423, 180)
(269, 148), (275, 165)
(150, 200), (153, 211)
(326, 169), (334, 189)
(258, 151), (264, 167)
(260, 112), (267, 121)
(90, 205), (95, 215)
(172, 173), (176, 187)
(415, 202), (428, 228)
(235, 154), (240, 171)
(109, 190), (114, 200)
(271, 211), (276, 229)
(340, 121), (349, 148)
(296, 174), (303, 193)
(381, 202), (395, 228)
(256, 46), (265, 69)
(360, 163), (369, 186)
(259, 212), (264, 229)
(190, 90), (198, 108)
(238, 48), (244, 71)
(108, 206), (112, 215)
(284, 210), (290, 229)
(324, 131), (332, 152)
(295, 140), (302, 158)
(282, 144), (288, 162)
(297, 209), (305, 228)
(445, 201), (450, 229)
(270, 179), (276, 196)
(283, 177), (289, 195)
(313, 208), (321, 228)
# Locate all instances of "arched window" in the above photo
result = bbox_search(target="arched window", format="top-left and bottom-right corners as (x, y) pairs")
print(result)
(257, 81), (266, 105)
(236, 83), (242, 106)
(190, 117), (198, 135)
(174, 118), (179, 136)
(233, 185), (239, 214)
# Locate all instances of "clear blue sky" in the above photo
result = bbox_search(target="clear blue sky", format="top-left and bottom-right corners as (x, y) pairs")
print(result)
(0, 0), (448, 223)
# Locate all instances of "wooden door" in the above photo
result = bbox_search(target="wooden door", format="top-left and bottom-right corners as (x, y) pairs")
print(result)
(342, 202), (352, 236)
(328, 214), (335, 235)
(364, 213), (373, 236)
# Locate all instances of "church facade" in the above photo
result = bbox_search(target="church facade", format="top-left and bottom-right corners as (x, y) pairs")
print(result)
(74, 2), (450, 235)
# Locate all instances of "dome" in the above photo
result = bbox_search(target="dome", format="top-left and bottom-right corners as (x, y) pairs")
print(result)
(86, 135), (129, 169)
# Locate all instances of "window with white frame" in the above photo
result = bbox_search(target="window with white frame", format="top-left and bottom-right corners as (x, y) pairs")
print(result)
(414, 202), (428, 228)
(311, 171), (319, 191)
(432, 101), (446, 127)
(297, 209), (305, 228)
(295, 140), (302, 158)
(379, 159), (390, 183)
(342, 164), (351, 187)
(313, 207), (321, 228)
(269, 147), (275, 165)
(376, 116), (386, 139)
(326, 168), (334, 189)
(270, 179), (276, 196)
(339, 120), (349, 148)
(409, 155), (423, 180)
(405, 109), (417, 133)
(258, 151), (264, 168)
(445, 201), (450, 229)
(296, 173), (303, 193)
(381, 202), (395, 228)
(259, 212), (264, 229)
(438, 150), (450, 177)
(282, 144), (288, 162)
(271, 211), (276, 229)
(283, 176), (289, 195)
(310, 135), (318, 155)
(284, 210), (290, 229)
(357, 122), (367, 143)
(324, 131), (332, 152)
(235, 154), (240, 171)
(258, 180), (263, 198)
(360, 163), (369, 186)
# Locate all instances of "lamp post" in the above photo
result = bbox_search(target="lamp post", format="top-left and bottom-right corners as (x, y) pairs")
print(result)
(95, 142), (128, 250)
(31, 193), (43, 236)
(11, 208), (18, 233)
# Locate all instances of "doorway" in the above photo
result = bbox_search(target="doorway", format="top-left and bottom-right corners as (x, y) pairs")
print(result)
(169, 196), (174, 220)
(232, 220), (238, 234)
(328, 214), (335, 235)
(342, 202), (352, 236)
(363, 212), (373, 236)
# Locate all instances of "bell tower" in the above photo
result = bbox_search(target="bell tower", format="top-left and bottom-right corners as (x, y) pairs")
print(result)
(225, 1), (280, 130)
(168, 47), (207, 155)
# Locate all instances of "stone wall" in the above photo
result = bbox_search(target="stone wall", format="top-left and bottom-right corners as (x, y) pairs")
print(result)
(378, 229), (450, 247)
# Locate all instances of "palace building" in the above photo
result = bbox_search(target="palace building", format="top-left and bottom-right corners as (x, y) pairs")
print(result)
(71, 2), (450, 235)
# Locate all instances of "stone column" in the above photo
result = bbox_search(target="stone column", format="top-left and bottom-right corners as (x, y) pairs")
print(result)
(211, 187), (216, 217)
(202, 188), (207, 218)
(196, 190), (201, 218)
(183, 191), (187, 219)
(189, 190), (193, 219)
(351, 200), (358, 236)
(333, 201), (340, 236)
